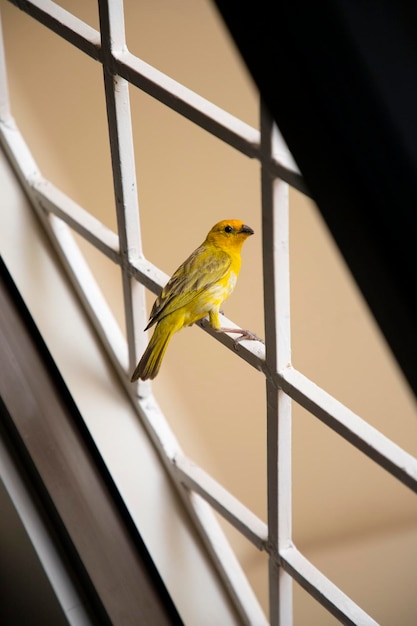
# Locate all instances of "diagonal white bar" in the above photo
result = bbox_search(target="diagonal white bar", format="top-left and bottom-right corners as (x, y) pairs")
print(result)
(5, 0), (307, 194)
(279, 366), (417, 493)
(172, 453), (268, 551)
(282, 546), (379, 626)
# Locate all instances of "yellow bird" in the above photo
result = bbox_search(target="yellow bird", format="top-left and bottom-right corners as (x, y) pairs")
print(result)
(131, 219), (255, 381)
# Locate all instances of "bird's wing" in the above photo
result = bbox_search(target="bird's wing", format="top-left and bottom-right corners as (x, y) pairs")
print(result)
(146, 244), (231, 327)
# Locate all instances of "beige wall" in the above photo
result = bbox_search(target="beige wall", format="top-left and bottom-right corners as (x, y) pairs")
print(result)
(1, 1), (417, 624)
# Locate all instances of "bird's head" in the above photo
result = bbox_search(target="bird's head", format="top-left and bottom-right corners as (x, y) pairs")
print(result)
(205, 219), (254, 250)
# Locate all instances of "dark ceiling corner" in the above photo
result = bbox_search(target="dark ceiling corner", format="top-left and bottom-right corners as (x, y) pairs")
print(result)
(214, 0), (417, 398)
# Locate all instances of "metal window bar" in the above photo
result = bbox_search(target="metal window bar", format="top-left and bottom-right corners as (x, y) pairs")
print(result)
(1, 1), (417, 625)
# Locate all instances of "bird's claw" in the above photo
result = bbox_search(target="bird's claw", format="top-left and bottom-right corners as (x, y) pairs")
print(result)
(233, 329), (264, 347)
(215, 326), (264, 348)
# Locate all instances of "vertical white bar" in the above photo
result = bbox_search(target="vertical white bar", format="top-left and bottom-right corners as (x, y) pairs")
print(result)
(261, 102), (293, 626)
(98, 0), (148, 386)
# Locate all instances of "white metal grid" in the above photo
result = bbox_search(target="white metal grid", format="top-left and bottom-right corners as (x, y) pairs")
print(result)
(1, 1), (417, 625)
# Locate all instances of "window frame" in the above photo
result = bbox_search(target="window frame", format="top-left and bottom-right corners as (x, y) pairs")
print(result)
(1, 2), (417, 625)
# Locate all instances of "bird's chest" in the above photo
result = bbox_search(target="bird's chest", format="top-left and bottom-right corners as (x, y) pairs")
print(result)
(206, 270), (237, 306)
(181, 267), (239, 327)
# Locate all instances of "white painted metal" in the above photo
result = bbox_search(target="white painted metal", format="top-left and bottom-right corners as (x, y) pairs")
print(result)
(134, 402), (269, 626)
(98, 0), (146, 379)
(280, 366), (417, 494)
(172, 453), (269, 551)
(114, 49), (308, 195)
(8, 0), (101, 60)
(49, 213), (130, 373)
(0, 87), (268, 626)
(34, 181), (120, 263)
(0, 3), (269, 624)
(0, 119), (129, 377)
(261, 105), (293, 626)
(4, 0), (307, 195)
(2, 1), (416, 625)
(282, 546), (379, 626)
(97, 2), (269, 622)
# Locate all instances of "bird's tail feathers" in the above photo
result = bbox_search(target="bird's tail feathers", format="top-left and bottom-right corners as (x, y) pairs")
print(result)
(131, 320), (177, 381)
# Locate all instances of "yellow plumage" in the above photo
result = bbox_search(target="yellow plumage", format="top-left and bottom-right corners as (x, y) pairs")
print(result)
(131, 219), (254, 381)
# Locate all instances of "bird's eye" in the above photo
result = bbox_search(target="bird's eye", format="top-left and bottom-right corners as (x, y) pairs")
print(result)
(224, 225), (233, 233)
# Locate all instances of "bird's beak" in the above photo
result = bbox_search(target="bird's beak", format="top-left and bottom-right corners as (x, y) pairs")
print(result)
(239, 224), (254, 235)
